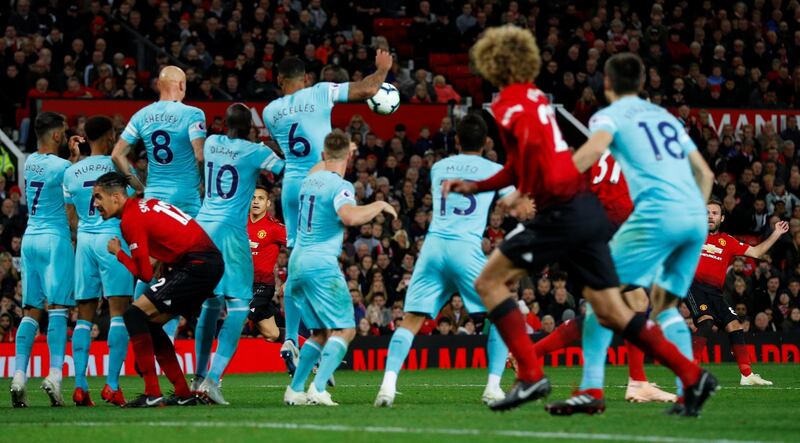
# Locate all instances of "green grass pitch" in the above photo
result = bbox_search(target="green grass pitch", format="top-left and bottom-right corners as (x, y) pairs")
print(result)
(2, 363), (798, 443)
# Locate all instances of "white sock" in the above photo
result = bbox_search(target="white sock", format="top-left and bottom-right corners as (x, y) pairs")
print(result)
(13, 370), (27, 384)
(381, 371), (398, 393)
(486, 374), (502, 391)
(48, 367), (62, 382)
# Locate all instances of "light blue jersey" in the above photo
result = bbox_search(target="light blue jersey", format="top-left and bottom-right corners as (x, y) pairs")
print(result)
(196, 135), (285, 299)
(404, 154), (512, 317)
(63, 155), (121, 234)
(588, 96), (704, 215)
(590, 96), (706, 296)
(121, 100), (206, 216)
(24, 153), (71, 236)
(429, 155), (514, 241)
(262, 82), (350, 179)
(290, 170), (355, 274)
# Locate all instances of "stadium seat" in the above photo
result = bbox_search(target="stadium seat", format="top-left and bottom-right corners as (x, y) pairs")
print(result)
(429, 53), (451, 69)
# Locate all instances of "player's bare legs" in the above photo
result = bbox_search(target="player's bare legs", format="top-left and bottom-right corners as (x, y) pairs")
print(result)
(72, 300), (100, 406)
(257, 317), (281, 342)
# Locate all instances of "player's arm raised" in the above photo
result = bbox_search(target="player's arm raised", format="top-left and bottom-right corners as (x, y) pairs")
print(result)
(112, 139), (145, 193)
(745, 221), (789, 258)
(687, 150), (714, 202)
(573, 131), (613, 173)
(346, 49), (392, 101)
(337, 201), (397, 227)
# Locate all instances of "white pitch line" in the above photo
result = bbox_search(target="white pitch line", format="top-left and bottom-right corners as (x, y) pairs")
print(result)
(3, 421), (781, 443)
(250, 383), (800, 390)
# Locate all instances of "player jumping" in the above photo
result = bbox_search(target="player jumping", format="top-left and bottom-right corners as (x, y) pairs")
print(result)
(374, 113), (515, 407)
(112, 65), (207, 339)
(247, 186), (287, 343)
(93, 172), (223, 407)
(192, 104), (285, 405)
(549, 51), (717, 416)
(11, 112), (80, 407)
(283, 130), (397, 406)
(689, 198), (784, 385)
(262, 51), (391, 374)
(444, 27), (716, 417)
(63, 116), (135, 406)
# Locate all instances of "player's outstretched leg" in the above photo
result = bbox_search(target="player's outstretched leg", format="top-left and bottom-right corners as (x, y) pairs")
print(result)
(308, 331), (353, 406)
(200, 298), (250, 405)
(72, 318), (95, 406)
(42, 307), (69, 407)
(285, 338), (322, 405)
(375, 313), (427, 407)
(10, 316), (39, 408)
(193, 297), (223, 389)
(483, 324), (509, 404)
(546, 305), (610, 416)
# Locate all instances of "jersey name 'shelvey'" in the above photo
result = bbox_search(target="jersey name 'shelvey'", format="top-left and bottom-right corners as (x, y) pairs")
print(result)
(429, 154), (512, 241)
(121, 100), (206, 199)
(262, 82), (349, 178)
(589, 96), (703, 215)
(63, 155), (127, 234)
(24, 152), (71, 236)
(196, 135), (285, 226)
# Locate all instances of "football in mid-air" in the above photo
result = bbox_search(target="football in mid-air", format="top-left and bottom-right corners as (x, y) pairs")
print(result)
(367, 83), (401, 115)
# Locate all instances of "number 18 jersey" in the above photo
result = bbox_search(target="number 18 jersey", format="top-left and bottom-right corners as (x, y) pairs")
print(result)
(121, 100), (206, 214)
(588, 96), (703, 216)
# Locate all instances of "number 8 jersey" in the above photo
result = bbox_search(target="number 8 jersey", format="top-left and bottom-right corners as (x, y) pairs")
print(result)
(121, 101), (207, 216)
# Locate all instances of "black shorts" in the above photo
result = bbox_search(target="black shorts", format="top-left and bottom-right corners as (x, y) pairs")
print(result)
(687, 281), (738, 326)
(144, 250), (224, 317)
(248, 283), (279, 322)
(498, 192), (619, 290)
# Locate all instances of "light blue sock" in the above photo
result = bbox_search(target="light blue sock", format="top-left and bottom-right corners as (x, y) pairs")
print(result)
(657, 307), (693, 396)
(195, 297), (223, 379)
(162, 317), (180, 340)
(47, 309), (69, 375)
(579, 305), (614, 392)
(133, 279), (151, 300)
(284, 279), (300, 344)
(13, 317), (38, 377)
(384, 327), (415, 375)
(290, 340), (322, 392)
(207, 298), (249, 384)
(106, 316), (128, 390)
(72, 319), (93, 390)
(313, 336), (349, 393)
(487, 325), (508, 377)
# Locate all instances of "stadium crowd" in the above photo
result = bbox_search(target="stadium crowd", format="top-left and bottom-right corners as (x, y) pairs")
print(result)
(3, 0), (800, 345)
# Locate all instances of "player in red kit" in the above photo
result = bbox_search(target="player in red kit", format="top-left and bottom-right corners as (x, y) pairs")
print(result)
(93, 172), (223, 407)
(689, 198), (786, 385)
(534, 152), (676, 404)
(445, 26), (713, 415)
(248, 185), (287, 342)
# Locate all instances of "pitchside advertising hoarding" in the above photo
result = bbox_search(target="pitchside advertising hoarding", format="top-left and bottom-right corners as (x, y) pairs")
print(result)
(1, 334), (798, 378)
(37, 99), (449, 142)
(672, 108), (800, 137)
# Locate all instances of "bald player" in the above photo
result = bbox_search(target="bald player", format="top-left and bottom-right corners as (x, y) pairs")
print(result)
(111, 66), (207, 338)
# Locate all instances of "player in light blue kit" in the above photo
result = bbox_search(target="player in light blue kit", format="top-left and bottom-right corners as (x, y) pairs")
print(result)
(112, 66), (207, 339)
(192, 104), (284, 404)
(374, 114), (515, 408)
(63, 116), (135, 407)
(262, 50), (392, 374)
(283, 130), (397, 406)
(552, 53), (717, 417)
(11, 112), (80, 408)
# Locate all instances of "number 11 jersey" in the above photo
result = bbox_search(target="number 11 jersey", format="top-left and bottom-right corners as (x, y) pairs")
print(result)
(121, 100), (207, 215)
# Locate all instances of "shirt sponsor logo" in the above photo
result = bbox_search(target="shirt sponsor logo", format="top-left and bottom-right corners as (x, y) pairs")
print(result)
(702, 243), (723, 255)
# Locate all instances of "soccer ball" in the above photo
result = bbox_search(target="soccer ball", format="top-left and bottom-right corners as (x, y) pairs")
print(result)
(367, 83), (401, 115)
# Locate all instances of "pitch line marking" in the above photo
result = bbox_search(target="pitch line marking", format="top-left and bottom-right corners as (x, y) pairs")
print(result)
(4, 421), (782, 443)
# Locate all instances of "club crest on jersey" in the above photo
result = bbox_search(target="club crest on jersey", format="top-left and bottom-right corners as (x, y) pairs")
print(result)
(719, 238), (727, 246)
(700, 304), (708, 311)
(257, 229), (267, 239)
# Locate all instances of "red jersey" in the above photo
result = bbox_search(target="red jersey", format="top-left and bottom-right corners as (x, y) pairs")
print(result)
(117, 198), (216, 282)
(693, 232), (750, 289)
(248, 214), (286, 284)
(590, 151), (634, 226)
(475, 83), (584, 210)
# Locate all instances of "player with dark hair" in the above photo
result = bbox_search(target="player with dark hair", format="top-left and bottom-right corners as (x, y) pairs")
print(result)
(11, 112), (80, 408)
(191, 103), (284, 405)
(689, 198), (785, 385)
(445, 27), (715, 417)
(283, 129), (396, 406)
(247, 185), (287, 342)
(63, 116), (134, 406)
(92, 171), (222, 407)
(262, 51), (392, 376)
(375, 113), (516, 407)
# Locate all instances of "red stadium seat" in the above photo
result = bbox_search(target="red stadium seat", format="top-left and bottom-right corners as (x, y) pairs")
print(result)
(447, 65), (472, 79)
(396, 43), (414, 59)
(137, 70), (151, 85)
(123, 57), (137, 68)
(450, 53), (469, 65)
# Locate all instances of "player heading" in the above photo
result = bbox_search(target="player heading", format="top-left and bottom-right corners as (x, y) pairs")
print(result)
(471, 25), (541, 87)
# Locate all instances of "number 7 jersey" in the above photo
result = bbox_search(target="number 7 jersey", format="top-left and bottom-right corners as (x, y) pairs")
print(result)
(588, 96), (704, 216)
(23, 152), (71, 236)
(63, 155), (125, 233)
